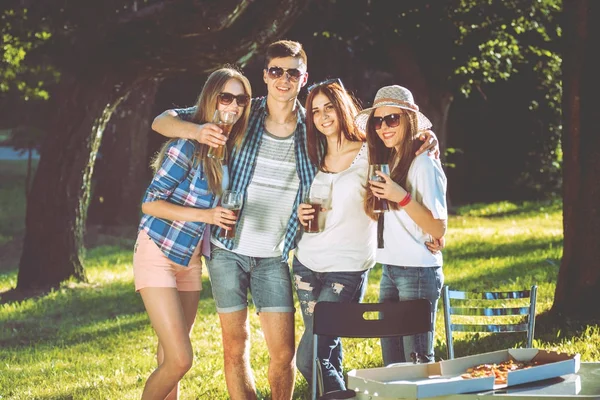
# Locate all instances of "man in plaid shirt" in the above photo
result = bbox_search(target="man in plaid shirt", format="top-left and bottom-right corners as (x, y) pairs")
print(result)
(152, 41), (313, 399)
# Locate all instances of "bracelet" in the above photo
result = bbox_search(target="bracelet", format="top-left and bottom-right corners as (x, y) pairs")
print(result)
(398, 192), (412, 207)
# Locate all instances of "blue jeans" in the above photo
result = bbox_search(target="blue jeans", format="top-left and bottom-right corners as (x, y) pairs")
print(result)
(292, 257), (369, 393)
(206, 246), (295, 313)
(379, 265), (443, 365)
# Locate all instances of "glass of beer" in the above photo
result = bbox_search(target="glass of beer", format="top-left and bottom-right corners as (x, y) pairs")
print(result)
(368, 164), (390, 213)
(219, 190), (243, 239)
(207, 110), (236, 161)
(305, 183), (330, 233)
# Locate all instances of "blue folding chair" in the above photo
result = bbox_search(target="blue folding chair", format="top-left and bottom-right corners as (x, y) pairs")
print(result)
(442, 285), (537, 359)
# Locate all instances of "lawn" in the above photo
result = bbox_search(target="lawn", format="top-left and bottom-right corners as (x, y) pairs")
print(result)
(0, 159), (599, 399)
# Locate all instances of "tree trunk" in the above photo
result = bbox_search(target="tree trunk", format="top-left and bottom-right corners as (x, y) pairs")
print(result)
(15, 0), (310, 291)
(16, 74), (124, 290)
(26, 146), (32, 198)
(87, 78), (160, 229)
(553, 0), (600, 321)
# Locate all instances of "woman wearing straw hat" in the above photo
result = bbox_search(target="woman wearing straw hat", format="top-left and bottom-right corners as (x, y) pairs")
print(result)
(355, 85), (447, 365)
(294, 80), (441, 396)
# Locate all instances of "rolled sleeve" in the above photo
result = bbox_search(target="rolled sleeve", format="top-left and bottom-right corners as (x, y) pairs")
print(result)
(143, 139), (196, 203)
(413, 155), (448, 220)
(173, 106), (198, 123)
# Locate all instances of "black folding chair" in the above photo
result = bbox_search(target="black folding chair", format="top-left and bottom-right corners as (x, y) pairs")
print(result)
(311, 299), (433, 400)
(442, 285), (537, 359)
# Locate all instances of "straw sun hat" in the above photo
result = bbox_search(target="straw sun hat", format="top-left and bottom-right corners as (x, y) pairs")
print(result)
(354, 85), (432, 133)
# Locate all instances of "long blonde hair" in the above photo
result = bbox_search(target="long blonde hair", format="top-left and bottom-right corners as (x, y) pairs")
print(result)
(152, 67), (251, 195)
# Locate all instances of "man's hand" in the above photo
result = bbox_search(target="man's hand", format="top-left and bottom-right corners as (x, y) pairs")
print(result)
(416, 129), (440, 159)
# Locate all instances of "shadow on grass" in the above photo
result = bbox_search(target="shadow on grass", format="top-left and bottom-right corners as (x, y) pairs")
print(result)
(0, 258), (216, 351)
(23, 381), (140, 400)
(455, 199), (562, 219)
(445, 237), (562, 264)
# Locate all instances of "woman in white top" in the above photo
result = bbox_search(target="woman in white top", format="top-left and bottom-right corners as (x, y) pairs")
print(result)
(355, 85), (447, 365)
(294, 79), (374, 394)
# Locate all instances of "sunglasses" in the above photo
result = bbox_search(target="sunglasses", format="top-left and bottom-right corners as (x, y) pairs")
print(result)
(266, 66), (304, 82)
(307, 78), (345, 94)
(371, 113), (406, 130)
(218, 92), (250, 107)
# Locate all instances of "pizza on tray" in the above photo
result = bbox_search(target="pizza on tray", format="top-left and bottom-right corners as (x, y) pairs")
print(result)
(460, 359), (541, 385)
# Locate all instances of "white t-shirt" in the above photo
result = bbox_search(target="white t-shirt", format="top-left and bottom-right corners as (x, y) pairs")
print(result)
(296, 143), (376, 272)
(376, 152), (447, 267)
(212, 130), (299, 257)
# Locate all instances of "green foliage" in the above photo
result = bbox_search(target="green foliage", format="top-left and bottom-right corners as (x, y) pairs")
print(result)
(306, 0), (563, 197)
(0, 8), (58, 101)
(450, 0), (563, 197)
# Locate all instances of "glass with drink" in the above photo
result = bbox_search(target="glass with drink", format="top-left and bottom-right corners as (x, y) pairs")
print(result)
(368, 164), (390, 213)
(305, 183), (331, 233)
(207, 110), (236, 161)
(219, 190), (243, 239)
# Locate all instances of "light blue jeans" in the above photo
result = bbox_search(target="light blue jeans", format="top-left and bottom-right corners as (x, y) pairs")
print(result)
(292, 257), (369, 393)
(379, 265), (443, 365)
(206, 246), (294, 313)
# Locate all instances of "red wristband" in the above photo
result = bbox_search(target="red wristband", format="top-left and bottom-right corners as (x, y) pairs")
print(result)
(398, 192), (412, 207)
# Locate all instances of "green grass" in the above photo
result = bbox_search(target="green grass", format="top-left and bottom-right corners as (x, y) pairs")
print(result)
(0, 160), (599, 399)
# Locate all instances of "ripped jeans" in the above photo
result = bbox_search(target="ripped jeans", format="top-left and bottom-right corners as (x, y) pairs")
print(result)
(292, 257), (368, 393)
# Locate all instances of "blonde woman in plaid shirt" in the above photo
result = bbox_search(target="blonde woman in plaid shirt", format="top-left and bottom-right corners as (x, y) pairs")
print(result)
(133, 67), (251, 400)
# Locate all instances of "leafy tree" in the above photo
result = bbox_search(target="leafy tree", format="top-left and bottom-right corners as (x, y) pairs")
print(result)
(289, 0), (561, 197)
(0, 7), (57, 101)
(8, 0), (310, 292)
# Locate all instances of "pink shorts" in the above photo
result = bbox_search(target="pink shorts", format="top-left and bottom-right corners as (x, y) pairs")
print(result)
(133, 230), (203, 292)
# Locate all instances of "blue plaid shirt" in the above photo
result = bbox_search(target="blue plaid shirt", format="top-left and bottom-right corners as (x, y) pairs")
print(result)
(139, 139), (215, 266)
(176, 97), (316, 262)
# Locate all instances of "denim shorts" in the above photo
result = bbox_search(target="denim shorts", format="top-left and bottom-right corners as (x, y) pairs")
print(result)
(206, 246), (295, 314)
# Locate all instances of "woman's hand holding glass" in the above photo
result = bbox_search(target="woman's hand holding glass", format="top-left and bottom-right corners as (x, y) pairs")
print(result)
(205, 206), (237, 230)
(368, 171), (409, 204)
(297, 203), (315, 228)
(193, 123), (228, 148)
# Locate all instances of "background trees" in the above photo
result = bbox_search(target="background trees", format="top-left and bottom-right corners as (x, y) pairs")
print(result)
(2, 0), (310, 290)
(1, 0), (598, 322)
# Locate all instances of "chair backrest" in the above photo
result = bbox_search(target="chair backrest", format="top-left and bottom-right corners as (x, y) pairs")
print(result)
(313, 299), (433, 338)
(311, 300), (433, 400)
(442, 285), (537, 359)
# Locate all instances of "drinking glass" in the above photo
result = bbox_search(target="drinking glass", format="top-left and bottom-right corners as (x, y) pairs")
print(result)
(305, 183), (331, 233)
(219, 190), (243, 239)
(368, 164), (390, 213)
(207, 110), (236, 161)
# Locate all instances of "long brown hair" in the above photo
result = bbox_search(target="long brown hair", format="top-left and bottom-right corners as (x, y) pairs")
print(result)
(152, 67), (251, 195)
(364, 109), (421, 220)
(305, 82), (364, 172)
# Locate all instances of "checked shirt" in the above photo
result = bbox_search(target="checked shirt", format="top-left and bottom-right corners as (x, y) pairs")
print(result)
(175, 96), (316, 262)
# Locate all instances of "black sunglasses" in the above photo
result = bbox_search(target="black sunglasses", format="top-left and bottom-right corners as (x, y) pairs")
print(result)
(218, 92), (250, 107)
(266, 66), (304, 82)
(306, 78), (345, 94)
(371, 113), (405, 130)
